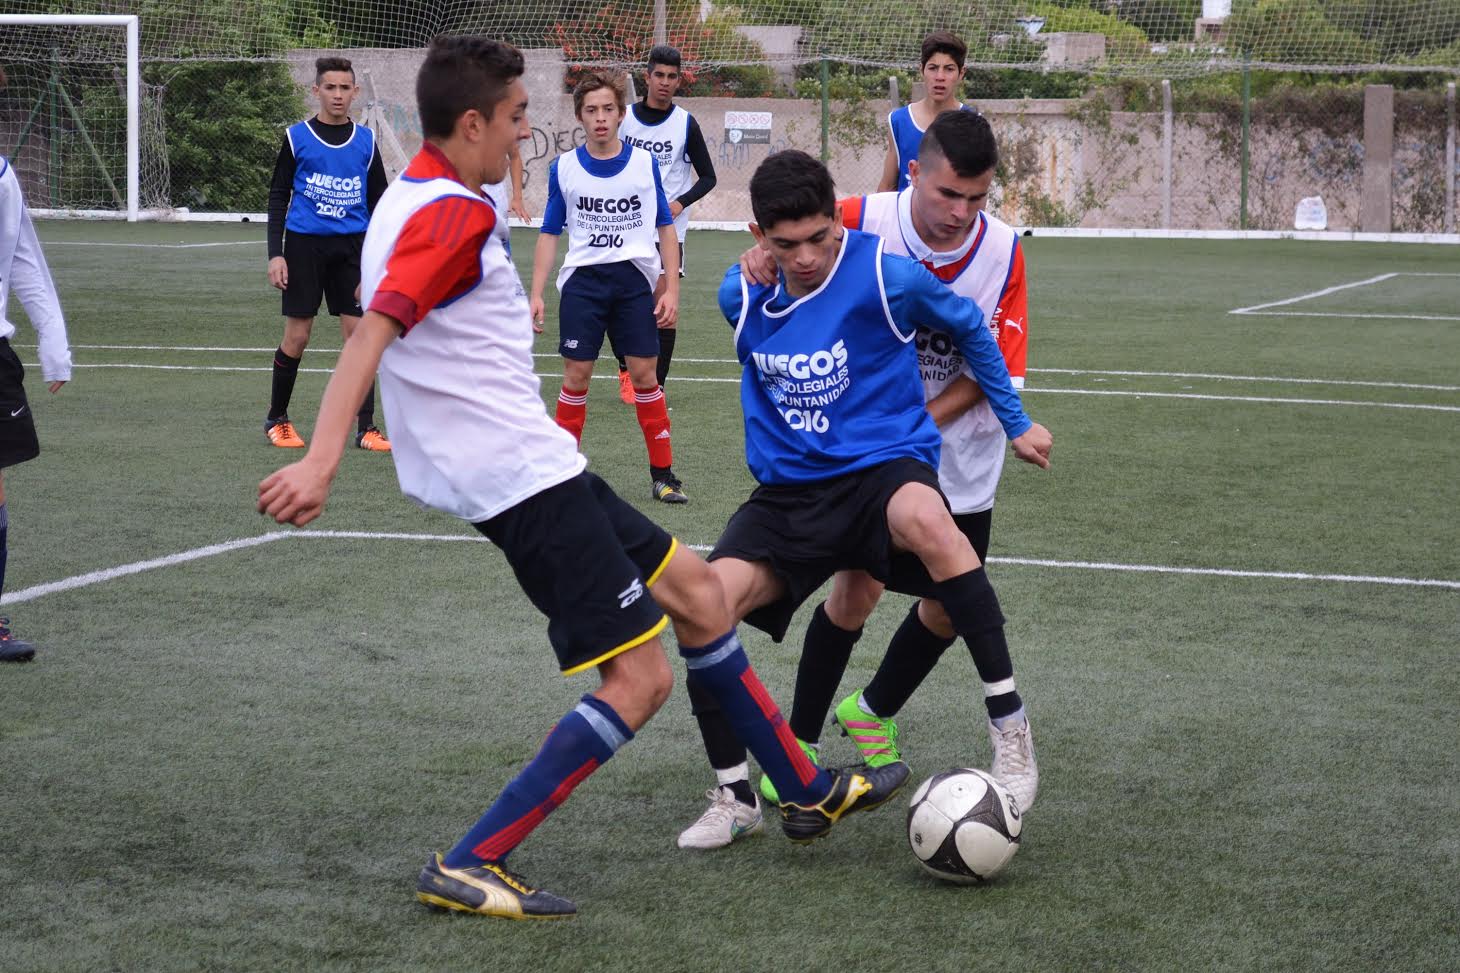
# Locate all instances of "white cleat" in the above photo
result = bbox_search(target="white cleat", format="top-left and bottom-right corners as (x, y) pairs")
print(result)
(677, 785), (764, 850)
(989, 716), (1039, 812)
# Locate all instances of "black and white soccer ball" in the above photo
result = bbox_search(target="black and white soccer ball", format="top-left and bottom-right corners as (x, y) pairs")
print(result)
(907, 768), (1022, 883)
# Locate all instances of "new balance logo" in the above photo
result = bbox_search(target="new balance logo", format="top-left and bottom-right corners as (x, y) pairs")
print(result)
(564, 339), (579, 349)
(618, 578), (645, 609)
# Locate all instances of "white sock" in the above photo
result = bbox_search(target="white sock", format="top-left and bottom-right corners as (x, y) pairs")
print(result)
(715, 762), (749, 787)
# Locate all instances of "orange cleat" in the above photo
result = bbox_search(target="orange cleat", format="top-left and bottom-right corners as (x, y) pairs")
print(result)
(265, 416), (306, 448)
(617, 369), (633, 405)
(356, 427), (392, 452)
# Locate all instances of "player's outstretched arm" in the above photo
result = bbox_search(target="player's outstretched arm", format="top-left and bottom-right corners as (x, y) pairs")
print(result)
(258, 311), (401, 525)
(528, 232), (559, 333)
(654, 224), (679, 327)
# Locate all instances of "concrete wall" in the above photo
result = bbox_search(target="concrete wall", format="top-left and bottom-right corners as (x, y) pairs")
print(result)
(290, 48), (1448, 232)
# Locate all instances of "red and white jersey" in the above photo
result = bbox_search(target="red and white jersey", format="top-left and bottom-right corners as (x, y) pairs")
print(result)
(842, 190), (1028, 513)
(362, 144), (585, 523)
(0, 157), (71, 383)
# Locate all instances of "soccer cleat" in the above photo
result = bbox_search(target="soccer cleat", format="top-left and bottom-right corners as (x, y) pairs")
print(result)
(416, 853), (576, 920)
(677, 786), (763, 849)
(265, 416), (305, 448)
(652, 474), (688, 505)
(779, 761), (910, 843)
(617, 369), (633, 405)
(834, 691), (903, 768)
(355, 427), (392, 452)
(0, 618), (36, 662)
(989, 715), (1039, 812)
(758, 739), (819, 805)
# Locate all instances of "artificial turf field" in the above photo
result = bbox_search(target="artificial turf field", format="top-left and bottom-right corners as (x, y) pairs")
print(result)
(1, 221), (1456, 972)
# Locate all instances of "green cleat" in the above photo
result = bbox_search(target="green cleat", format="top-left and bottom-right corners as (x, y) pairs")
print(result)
(758, 738), (820, 805)
(833, 690), (903, 768)
(779, 761), (910, 843)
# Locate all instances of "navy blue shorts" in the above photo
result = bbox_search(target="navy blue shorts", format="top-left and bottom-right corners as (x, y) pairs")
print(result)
(558, 262), (657, 361)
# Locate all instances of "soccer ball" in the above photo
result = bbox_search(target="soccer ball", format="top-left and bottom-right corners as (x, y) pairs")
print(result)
(907, 768), (1022, 883)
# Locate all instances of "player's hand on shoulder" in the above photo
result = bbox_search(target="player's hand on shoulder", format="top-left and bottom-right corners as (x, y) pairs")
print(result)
(1010, 422), (1053, 469)
(268, 256), (288, 291)
(258, 461), (330, 527)
(738, 245), (777, 287)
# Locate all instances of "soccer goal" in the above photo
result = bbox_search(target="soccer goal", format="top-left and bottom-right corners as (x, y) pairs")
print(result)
(0, 14), (150, 220)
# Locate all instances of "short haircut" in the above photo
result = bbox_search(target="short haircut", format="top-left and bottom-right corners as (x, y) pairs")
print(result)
(572, 70), (626, 116)
(919, 110), (997, 179)
(647, 45), (682, 71)
(749, 150), (836, 229)
(416, 37), (525, 139)
(920, 30), (967, 69)
(314, 56), (355, 83)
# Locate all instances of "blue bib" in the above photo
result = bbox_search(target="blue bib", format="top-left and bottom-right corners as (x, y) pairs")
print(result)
(284, 120), (374, 235)
(730, 230), (940, 484)
(889, 104), (976, 191)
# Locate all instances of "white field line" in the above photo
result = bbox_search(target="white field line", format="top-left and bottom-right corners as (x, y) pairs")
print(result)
(45, 240), (261, 249)
(38, 345), (1460, 393)
(1231, 271), (1460, 316)
(1227, 311), (1460, 321)
(42, 362), (1460, 412)
(4, 531), (1457, 607)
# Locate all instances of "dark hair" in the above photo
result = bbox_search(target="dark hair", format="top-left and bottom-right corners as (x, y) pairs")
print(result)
(572, 70), (626, 116)
(749, 150), (836, 229)
(647, 45), (682, 71)
(314, 56), (355, 83)
(918, 110), (997, 179)
(416, 37), (525, 139)
(920, 30), (967, 69)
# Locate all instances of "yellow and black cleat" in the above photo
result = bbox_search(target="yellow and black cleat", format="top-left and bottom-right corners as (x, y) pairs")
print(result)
(416, 853), (576, 920)
(779, 761), (910, 843)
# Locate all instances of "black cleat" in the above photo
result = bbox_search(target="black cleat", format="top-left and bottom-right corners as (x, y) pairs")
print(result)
(652, 475), (688, 504)
(0, 618), (36, 662)
(779, 761), (910, 843)
(416, 853), (576, 920)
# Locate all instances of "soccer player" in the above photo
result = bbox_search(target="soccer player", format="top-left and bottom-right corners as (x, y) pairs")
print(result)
(0, 149), (73, 662)
(258, 38), (902, 920)
(745, 110), (1041, 813)
(529, 72), (687, 505)
(611, 44), (719, 401)
(484, 141), (530, 221)
(675, 149), (1052, 849)
(264, 55), (391, 453)
(877, 31), (973, 193)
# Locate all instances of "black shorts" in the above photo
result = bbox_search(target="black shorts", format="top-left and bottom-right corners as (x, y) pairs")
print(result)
(282, 231), (364, 318)
(474, 471), (675, 675)
(954, 508), (993, 564)
(558, 263), (657, 360)
(708, 458), (946, 642)
(0, 340), (40, 469)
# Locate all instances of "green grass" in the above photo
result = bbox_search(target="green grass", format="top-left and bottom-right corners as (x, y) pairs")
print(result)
(1, 222), (1457, 972)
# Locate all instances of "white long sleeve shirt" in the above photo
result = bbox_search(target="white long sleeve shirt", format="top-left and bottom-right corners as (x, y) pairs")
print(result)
(0, 158), (72, 383)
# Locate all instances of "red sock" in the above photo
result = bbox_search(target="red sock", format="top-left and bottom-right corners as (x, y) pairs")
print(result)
(556, 386), (588, 443)
(633, 385), (672, 467)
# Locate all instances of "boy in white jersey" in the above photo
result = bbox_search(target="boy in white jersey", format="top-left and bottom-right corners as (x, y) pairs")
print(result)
(0, 102), (73, 661)
(877, 31), (972, 193)
(736, 111), (1041, 821)
(611, 44), (718, 401)
(259, 38), (897, 920)
(529, 72), (687, 505)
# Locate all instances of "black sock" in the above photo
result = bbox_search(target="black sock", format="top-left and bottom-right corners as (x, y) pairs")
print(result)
(789, 602), (862, 742)
(656, 328), (677, 388)
(725, 779), (757, 806)
(616, 355), (628, 373)
(863, 602), (956, 718)
(687, 672), (747, 771)
(269, 347), (301, 420)
(933, 568), (1022, 721)
(357, 380), (376, 433)
(0, 503), (9, 600)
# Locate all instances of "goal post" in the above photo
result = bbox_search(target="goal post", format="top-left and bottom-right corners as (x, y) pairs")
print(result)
(0, 13), (139, 220)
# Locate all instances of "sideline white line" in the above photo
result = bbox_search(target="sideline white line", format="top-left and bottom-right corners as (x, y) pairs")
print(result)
(48, 363), (1458, 410)
(5, 530), (1456, 606)
(1230, 273), (1397, 313)
(46, 240), (261, 249)
(40, 345), (1460, 392)
(1228, 311), (1460, 322)
(0, 533), (290, 606)
(1231, 271), (1460, 316)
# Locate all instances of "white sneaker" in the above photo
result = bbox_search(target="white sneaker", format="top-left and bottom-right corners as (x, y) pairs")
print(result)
(989, 716), (1039, 812)
(676, 785), (763, 849)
